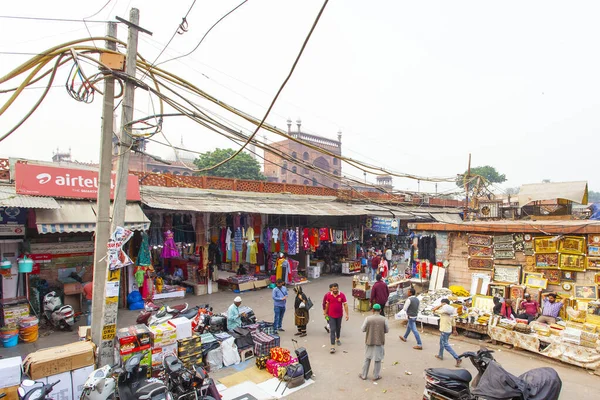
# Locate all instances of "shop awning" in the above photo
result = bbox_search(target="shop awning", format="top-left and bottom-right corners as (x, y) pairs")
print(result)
(0, 184), (59, 209)
(518, 181), (588, 208)
(35, 200), (150, 234)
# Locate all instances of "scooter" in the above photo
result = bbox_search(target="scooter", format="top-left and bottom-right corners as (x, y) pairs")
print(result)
(41, 291), (75, 331)
(422, 347), (562, 400)
(162, 355), (218, 400)
(18, 379), (60, 400)
(81, 353), (171, 400)
(136, 303), (188, 326)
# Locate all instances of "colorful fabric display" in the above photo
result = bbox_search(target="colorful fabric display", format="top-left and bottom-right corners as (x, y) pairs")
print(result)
(270, 347), (291, 363)
(266, 357), (298, 378)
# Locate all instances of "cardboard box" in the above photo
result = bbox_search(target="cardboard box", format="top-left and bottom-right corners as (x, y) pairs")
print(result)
(177, 334), (202, 357)
(0, 385), (19, 400)
(253, 279), (268, 289)
(168, 317), (192, 340)
(0, 357), (22, 389)
(70, 365), (94, 400)
(149, 323), (177, 347)
(78, 326), (91, 341)
(238, 282), (254, 292)
(63, 294), (81, 313)
(151, 343), (178, 368)
(24, 341), (96, 380)
(116, 324), (151, 354)
(63, 282), (82, 295)
(45, 371), (73, 400)
(120, 348), (152, 378)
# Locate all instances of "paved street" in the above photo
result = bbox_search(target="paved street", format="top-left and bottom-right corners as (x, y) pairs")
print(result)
(7, 275), (598, 399)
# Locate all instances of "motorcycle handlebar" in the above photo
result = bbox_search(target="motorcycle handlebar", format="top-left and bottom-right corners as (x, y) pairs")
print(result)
(49, 380), (60, 387)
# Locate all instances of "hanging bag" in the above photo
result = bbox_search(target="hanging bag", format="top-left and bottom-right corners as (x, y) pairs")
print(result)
(305, 297), (314, 311)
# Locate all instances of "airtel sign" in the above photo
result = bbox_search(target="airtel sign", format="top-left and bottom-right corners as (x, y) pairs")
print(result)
(15, 162), (141, 201)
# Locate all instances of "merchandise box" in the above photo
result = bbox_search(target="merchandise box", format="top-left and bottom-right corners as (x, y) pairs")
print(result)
(71, 365), (94, 400)
(116, 324), (151, 354)
(0, 385), (19, 400)
(24, 341), (96, 380)
(0, 357), (22, 389)
(168, 317), (192, 341)
(44, 371), (73, 400)
(149, 323), (177, 347)
(238, 282), (254, 291)
(177, 334), (202, 357)
(151, 343), (177, 368)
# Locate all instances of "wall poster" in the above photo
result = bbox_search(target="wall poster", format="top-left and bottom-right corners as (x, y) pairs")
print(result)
(533, 237), (558, 253)
(468, 234), (493, 247)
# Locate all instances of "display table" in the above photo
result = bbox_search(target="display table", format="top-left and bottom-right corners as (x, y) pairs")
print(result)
(153, 288), (186, 300)
(456, 321), (489, 335)
(488, 326), (600, 372)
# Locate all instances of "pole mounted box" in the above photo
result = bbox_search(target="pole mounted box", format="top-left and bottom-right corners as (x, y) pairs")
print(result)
(100, 52), (126, 71)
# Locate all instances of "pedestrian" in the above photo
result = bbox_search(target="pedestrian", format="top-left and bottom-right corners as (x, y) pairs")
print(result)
(324, 283), (349, 354)
(370, 252), (381, 282)
(82, 281), (93, 326)
(516, 293), (539, 323)
(293, 286), (309, 337)
(272, 279), (288, 332)
(227, 296), (245, 331)
(370, 274), (389, 316)
(433, 299), (461, 366)
(384, 248), (392, 270)
(322, 283), (333, 333)
(399, 287), (423, 350)
(378, 256), (389, 279)
(358, 304), (388, 381)
(536, 293), (565, 325)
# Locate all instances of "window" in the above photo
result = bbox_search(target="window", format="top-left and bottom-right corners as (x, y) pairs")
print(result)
(333, 170), (339, 176)
(303, 152), (309, 160)
(281, 162), (287, 174)
(174, 171), (180, 175)
(152, 168), (161, 173)
(282, 180), (286, 183)
(312, 177), (318, 186)
(292, 179), (297, 184)
(183, 172), (190, 176)
(162, 169), (169, 174)
(333, 183), (339, 189)
(303, 168), (309, 174)
(292, 152), (297, 159)
(292, 166), (297, 173)
(333, 157), (338, 165)
(304, 180), (309, 185)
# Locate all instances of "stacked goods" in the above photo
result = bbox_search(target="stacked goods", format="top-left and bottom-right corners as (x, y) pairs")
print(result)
(0, 356), (22, 400)
(116, 324), (152, 377)
(580, 331), (599, 349)
(567, 307), (587, 323)
(562, 327), (581, 345)
(496, 319), (516, 331)
(583, 323), (598, 333)
(514, 323), (531, 334)
(266, 357), (298, 378)
(149, 323), (177, 347)
(549, 324), (564, 336)
(168, 317), (192, 341)
(19, 316), (39, 343)
(251, 330), (280, 356)
(1, 303), (30, 328)
(449, 286), (470, 297)
(177, 334), (203, 369)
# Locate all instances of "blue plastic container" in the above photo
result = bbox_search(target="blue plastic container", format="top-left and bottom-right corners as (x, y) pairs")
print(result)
(1, 334), (18, 347)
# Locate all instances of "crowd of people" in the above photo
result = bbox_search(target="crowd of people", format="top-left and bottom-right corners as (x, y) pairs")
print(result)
(492, 291), (566, 324)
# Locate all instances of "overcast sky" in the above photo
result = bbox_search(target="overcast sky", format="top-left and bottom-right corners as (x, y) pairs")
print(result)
(1, 0), (599, 195)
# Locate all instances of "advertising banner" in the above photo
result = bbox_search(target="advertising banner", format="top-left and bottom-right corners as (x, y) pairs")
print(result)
(365, 216), (399, 235)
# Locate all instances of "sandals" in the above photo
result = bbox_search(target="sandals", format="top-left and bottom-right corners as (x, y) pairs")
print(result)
(358, 373), (366, 380)
(299, 333), (307, 337)
(372, 376), (382, 382)
(330, 347), (336, 354)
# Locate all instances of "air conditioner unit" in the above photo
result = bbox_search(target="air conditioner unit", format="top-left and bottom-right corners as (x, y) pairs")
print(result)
(422, 195), (430, 204)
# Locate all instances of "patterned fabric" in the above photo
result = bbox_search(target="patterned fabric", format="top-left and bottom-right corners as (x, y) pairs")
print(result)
(255, 355), (268, 369)
(266, 357), (298, 378)
(251, 331), (279, 356)
(270, 347), (291, 363)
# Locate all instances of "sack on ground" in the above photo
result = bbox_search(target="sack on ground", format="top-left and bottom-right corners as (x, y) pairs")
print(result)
(221, 337), (241, 367)
(270, 347), (291, 363)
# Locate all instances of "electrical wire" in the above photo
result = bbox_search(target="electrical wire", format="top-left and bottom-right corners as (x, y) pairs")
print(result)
(84, 0), (115, 19)
(0, 15), (110, 23)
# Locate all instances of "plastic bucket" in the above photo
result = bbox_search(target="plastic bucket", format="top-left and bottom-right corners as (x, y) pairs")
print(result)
(18, 257), (34, 273)
(0, 259), (12, 269)
(1, 334), (18, 348)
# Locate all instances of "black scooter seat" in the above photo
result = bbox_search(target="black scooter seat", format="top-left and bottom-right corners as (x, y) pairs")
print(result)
(427, 368), (472, 383)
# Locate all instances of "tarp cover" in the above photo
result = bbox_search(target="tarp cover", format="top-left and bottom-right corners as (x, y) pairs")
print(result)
(471, 361), (526, 399)
(518, 367), (562, 400)
(518, 181), (588, 207)
(590, 203), (600, 220)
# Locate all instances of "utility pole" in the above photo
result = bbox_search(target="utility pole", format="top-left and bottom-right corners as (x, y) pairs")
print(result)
(91, 21), (117, 364)
(464, 153), (471, 221)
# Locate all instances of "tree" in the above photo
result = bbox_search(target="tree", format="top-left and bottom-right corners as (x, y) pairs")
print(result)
(589, 191), (600, 203)
(194, 148), (266, 180)
(456, 165), (507, 190)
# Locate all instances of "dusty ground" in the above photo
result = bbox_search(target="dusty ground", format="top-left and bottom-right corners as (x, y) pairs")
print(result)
(6, 275), (598, 399)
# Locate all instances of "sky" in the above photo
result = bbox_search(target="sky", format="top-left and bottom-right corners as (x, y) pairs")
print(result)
(1, 0), (600, 196)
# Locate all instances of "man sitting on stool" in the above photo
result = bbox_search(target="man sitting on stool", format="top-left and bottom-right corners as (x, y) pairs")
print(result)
(536, 293), (565, 324)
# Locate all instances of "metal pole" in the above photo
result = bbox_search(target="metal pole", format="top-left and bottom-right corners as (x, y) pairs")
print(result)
(111, 8), (140, 231)
(464, 153), (471, 220)
(91, 21), (117, 362)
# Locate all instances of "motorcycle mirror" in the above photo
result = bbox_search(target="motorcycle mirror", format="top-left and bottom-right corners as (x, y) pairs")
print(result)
(112, 367), (124, 376)
(21, 380), (36, 387)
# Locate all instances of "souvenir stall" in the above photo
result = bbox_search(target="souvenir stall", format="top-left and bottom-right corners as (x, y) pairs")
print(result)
(364, 216), (413, 277)
(302, 224), (361, 277)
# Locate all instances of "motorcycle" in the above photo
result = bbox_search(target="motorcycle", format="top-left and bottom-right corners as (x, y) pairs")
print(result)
(81, 352), (171, 400)
(41, 291), (76, 331)
(162, 355), (218, 400)
(136, 303), (189, 326)
(18, 379), (60, 400)
(190, 306), (213, 334)
(422, 347), (562, 400)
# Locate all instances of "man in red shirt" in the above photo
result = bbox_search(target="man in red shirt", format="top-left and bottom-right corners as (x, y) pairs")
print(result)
(324, 283), (349, 354)
(83, 281), (93, 326)
(516, 293), (540, 323)
(370, 252), (381, 282)
(370, 274), (389, 316)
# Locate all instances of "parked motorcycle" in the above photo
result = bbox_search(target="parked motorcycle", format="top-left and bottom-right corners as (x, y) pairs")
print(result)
(41, 291), (75, 331)
(190, 306), (213, 334)
(81, 352), (171, 400)
(162, 355), (218, 400)
(422, 347), (562, 400)
(136, 303), (188, 326)
(18, 379), (60, 400)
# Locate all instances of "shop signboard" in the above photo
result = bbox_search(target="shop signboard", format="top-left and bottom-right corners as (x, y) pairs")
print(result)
(0, 225), (24, 236)
(15, 162), (140, 201)
(365, 217), (399, 235)
(0, 207), (26, 225)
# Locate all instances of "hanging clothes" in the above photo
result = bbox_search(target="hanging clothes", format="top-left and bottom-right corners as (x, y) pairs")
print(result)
(220, 228), (227, 262)
(282, 230), (289, 253)
(225, 227), (232, 251)
(234, 228), (243, 252)
(148, 214), (162, 247)
(275, 256), (285, 280)
(173, 214), (185, 243)
(257, 243), (265, 266)
(249, 241), (258, 264)
(137, 232), (152, 267)
(287, 230), (297, 255)
(161, 230), (180, 259)
(319, 228), (330, 241)
(253, 214), (262, 240)
(302, 228), (310, 251)
(246, 226), (255, 242)
(272, 228), (280, 243)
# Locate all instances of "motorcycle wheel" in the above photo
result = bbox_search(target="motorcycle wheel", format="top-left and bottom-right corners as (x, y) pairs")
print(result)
(59, 320), (72, 331)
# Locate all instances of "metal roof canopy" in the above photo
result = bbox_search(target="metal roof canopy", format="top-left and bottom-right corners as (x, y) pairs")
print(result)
(518, 181), (588, 208)
(35, 200), (150, 234)
(0, 184), (60, 209)
(409, 219), (600, 234)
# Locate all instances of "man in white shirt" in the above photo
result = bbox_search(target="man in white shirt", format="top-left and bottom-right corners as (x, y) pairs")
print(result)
(432, 298), (461, 367)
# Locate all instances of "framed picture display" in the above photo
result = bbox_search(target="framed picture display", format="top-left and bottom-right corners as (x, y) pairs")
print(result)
(558, 236), (586, 255)
(594, 273), (600, 285)
(522, 272), (544, 285)
(588, 246), (600, 257)
(494, 250), (516, 260)
(494, 242), (515, 251)
(588, 257), (600, 270)
(495, 234), (514, 244)
(468, 257), (494, 270)
(489, 284), (509, 299)
(574, 285), (598, 301)
(544, 269), (561, 285)
(525, 275), (548, 289)
(514, 242), (525, 252)
(558, 253), (586, 272)
(509, 285), (525, 300)
(468, 234), (493, 247)
(560, 271), (576, 282)
(514, 233), (525, 243)
(535, 253), (559, 269)
(493, 265), (521, 284)
(468, 245), (494, 257)
(526, 287), (543, 303)
(534, 237), (558, 253)
(588, 235), (600, 246)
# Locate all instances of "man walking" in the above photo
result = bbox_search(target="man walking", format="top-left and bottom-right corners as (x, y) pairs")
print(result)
(370, 251), (381, 282)
(322, 283), (333, 333)
(324, 283), (349, 354)
(433, 299), (461, 366)
(399, 287), (423, 350)
(370, 274), (389, 316)
(272, 279), (288, 332)
(358, 304), (388, 381)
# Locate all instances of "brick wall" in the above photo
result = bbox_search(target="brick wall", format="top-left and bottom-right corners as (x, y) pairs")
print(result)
(36, 255), (93, 287)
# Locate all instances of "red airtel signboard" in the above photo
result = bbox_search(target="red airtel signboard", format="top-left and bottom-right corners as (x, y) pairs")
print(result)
(15, 162), (141, 201)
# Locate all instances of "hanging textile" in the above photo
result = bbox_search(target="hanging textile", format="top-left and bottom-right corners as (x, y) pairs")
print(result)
(287, 229), (297, 255)
(302, 228), (310, 251)
(161, 230), (180, 259)
(148, 214), (162, 247)
(319, 228), (330, 241)
(137, 232), (152, 267)
(234, 228), (243, 252)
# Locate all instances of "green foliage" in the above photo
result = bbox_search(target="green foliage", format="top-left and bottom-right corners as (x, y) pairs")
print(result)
(456, 165), (507, 188)
(589, 190), (600, 203)
(193, 148), (266, 180)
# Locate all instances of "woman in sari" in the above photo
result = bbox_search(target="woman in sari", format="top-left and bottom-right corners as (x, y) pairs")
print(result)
(294, 286), (309, 337)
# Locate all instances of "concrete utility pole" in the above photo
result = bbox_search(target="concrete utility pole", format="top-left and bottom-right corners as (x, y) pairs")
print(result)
(91, 21), (117, 364)
(464, 153), (471, 220)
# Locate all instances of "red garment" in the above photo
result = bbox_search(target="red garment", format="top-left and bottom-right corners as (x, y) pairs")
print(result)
(309, 228), (319, 251)
(319, 228), (330, 241)
(283, 230), (289, 253)
(378, 259), (388, 278)
(325, 292), (347, 318)
(370, 281), (389, 306)
(371, 256), (381, 270)
(501, 303), (515, 320)
(302, 228), (310, 251)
